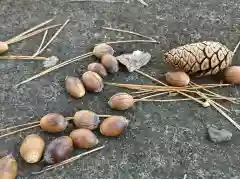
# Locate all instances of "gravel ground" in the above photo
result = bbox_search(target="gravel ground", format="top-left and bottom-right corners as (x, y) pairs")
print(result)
(1, 0), (240, 179)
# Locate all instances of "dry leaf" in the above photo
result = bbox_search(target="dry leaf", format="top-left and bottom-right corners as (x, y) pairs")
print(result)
(43, 56), (59, 68)
(116, 50), (151, 72)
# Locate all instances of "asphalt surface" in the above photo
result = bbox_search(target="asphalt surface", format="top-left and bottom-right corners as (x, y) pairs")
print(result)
(1, 0), (240, 178)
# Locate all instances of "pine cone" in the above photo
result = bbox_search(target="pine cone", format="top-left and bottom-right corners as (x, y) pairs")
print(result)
(164, 41), (233, 77)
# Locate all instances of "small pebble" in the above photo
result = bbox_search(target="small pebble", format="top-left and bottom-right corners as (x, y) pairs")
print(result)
(208, 126), (232, 143)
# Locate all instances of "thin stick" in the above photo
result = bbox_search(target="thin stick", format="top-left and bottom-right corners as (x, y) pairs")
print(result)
(14, 52), (93, 87)
(0, 121), (40, 132)
(5, 18), (54, 44)
(95, 39), (160, 46)
(0, 124), (40, 139)
(32, 19), (70, 57)
(32, 145), (105, 175)
(135, 70), (207, 106)
(102, 26), (155, 41)
(33, 30), (48, 56)
(0, 56), (46, 60)
(6, 24), (62, 45)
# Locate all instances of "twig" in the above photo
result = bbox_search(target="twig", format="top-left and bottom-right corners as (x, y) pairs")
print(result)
(95, 39), (160, 46)
(14, 52), (93, 87)
(32, 145), (105, 175)
(33, 30), (48, 56)
(5, 18), (54, 44)
(32, 19), (70, 57)
(102, 26), (155, 41)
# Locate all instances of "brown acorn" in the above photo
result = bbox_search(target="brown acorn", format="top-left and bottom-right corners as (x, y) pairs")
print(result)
(20, 134), (45, 164)
(40, 113), (68, 133)
(101, 54), (119, 73)
(224, 66), (240, 84)
(44, 136), (73, 164)
(65, 76), (86, 98)
(0, 41), (8, 54)
(100, 116), (129, 136)
(73, 110), (100, 130)
(82, 71), (104, 92)
(92, 43), (114, 58)
(165, 71), (190, 87)
(108, 93), (135, 110)
(70, 129), (99, 149)
(0, 155), (17, 179)
(87, 62), (108, 77)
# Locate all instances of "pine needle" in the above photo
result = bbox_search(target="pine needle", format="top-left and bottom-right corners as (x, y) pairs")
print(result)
(138, 0), (148, 6)
(102, 26), (155, 41)
(95, 39), (160, 46)
(5, 17), (54, 44)
(5, 24), (62, 45)
(0, 56), (46, 60)
(134, 70), (208, 106)
(32, 19), (70, 57)
(33, 30), (49, 56)
(0, 121), (40, 132)
(0, 124), (40, 139)
(32, 145), (105, 175)
(199, 93), (240, 131)
(14, 52), (93, 87)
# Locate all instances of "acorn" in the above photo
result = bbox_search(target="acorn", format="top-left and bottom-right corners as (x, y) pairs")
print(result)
(87, 62), (108, 77)
(81, 71), (104, 92)
(108, 93), (135, 110)
(165, 71), (190, 87)
(100, 116), (129, 136)
(44, 136), (73, 164)
(20, 134), (45, 164)
(224, 66), (240, 84)
(92, 43), (114, 58)
(40, 113), (68, 133)
(101, 54), (119, 73)
(0, 41), (8, 54)
(0, 154), (17, 179)
(73, 110), (100, 130)
(70, 129), (99, 149)
(65, 76), (86, 98)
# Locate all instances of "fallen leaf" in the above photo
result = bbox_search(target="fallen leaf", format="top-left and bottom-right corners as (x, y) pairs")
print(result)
(43, 56), (59, 68)
(116, 50), (151, 72)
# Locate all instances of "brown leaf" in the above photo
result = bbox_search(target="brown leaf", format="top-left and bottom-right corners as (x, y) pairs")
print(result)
(116, 50), (151, 72)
